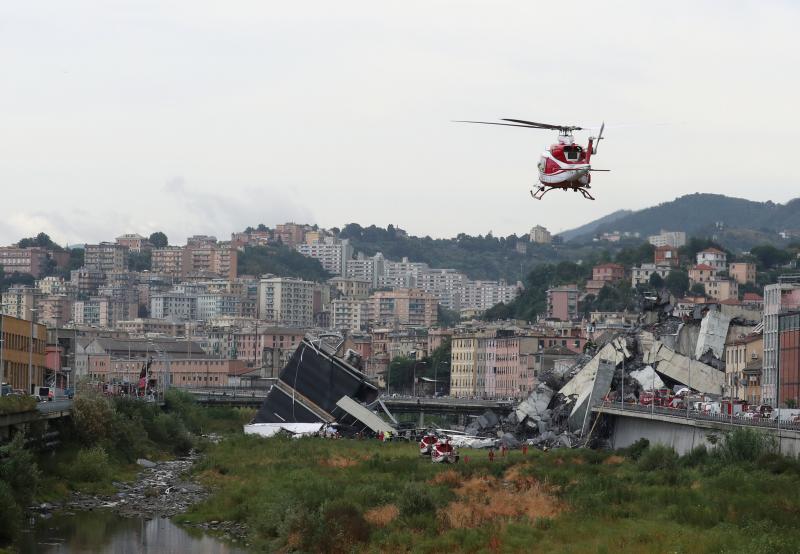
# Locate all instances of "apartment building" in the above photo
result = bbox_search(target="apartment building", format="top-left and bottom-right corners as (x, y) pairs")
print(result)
(367, 288), (438, 328)
(654, 245), (680, 267)
(647, 230), (686, 248)
(546, 285), (579, 321)
(329, 277), (371, 299)
(330, 298), (370, 331)
(150, 293), (197, 322)
(0, 286), (36, 320)
(0, 246), (48, 277)
(729, 262), (756, 285)
(724, 333), (763, 401)
(696, 248), (727, 271)
(592, 263), (625, 282)
(196, 293), (240, 320)
(688, 264), (718, 284)
(345, 252), (386, 288)
(257, 277), (314, 328)
(152, 246), (185, 278)
(84, 243), (128, 273)
(274, 223), (306, 247)
(529, 225), (552, 244)
(631, 264), (672, 287)
(115, 234), (151, 253)
(296, 237), (353, 276)
(705, 278), (738, 301)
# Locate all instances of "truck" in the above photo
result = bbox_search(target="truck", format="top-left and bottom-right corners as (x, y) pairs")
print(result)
(0, 383), (12, 397)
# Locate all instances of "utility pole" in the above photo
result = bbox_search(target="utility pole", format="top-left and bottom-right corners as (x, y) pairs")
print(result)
(28, 308), (38, 395)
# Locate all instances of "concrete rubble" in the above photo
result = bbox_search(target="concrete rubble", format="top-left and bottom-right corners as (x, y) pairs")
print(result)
(629, 366), (665, 391)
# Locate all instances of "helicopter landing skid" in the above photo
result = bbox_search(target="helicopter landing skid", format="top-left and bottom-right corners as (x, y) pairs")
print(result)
(530, 185), (595, 201)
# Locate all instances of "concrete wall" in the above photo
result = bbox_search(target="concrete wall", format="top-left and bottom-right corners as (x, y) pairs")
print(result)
(607, 411), (800, 457)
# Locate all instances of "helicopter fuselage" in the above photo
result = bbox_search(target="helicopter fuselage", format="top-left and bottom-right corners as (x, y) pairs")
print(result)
(537, 135), (594, 188)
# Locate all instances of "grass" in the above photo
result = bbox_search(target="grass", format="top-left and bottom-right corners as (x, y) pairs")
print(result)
(0, 396), (36, 415)
(184, 431), (800, 553)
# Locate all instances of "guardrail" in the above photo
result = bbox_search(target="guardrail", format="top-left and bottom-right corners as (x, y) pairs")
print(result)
(597, 401), (800, 432)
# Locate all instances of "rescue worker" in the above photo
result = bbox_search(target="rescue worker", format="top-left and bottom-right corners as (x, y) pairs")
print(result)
(488, 448), (495, 462)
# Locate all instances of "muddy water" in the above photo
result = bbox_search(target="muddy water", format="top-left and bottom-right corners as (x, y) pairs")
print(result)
(19, 510), (247, 554)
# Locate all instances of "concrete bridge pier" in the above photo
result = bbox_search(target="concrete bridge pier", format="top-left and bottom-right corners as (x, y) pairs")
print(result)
(418, 410), (425, 428)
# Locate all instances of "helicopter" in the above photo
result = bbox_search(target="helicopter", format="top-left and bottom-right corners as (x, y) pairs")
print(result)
(456, 118), (607, 200)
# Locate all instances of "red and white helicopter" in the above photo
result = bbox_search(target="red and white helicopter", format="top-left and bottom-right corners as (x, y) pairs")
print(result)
(457, 118), (607, 200)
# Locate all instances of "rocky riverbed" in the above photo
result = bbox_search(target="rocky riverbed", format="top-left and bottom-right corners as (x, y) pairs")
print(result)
(31, 452), (249, 544)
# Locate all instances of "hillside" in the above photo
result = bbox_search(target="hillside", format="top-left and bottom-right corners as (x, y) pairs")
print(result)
(237, 245), (331, 282)
(566, 193), (800, 250)
(556, 209), (632, 241)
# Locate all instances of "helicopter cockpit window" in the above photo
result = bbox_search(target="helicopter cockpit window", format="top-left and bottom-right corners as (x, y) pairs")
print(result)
(563, 145), (582, 161)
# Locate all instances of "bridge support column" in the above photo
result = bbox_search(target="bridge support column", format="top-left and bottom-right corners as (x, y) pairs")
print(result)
(458, 413), (466, 427)
(418, 411), (425, 428)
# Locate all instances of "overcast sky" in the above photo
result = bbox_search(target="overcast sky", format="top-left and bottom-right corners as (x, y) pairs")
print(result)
(2, 1), (799, 246)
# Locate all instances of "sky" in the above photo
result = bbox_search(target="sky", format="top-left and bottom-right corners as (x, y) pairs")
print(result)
(2, 1), (800, 246)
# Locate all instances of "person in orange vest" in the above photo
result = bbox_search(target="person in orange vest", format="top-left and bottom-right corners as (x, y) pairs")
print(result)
(488, 448), (495, 462)
(522, 443), (528, 456)
(378, 431), (384, 442)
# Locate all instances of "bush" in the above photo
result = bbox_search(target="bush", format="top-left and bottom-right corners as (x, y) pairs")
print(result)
(147, 413), (194, 455)
(680, 445), (710, 467)
(72, 447), (111, 483)
(0, 481), (21, 543)
(399, 483), (436, 517)
(72, 395), (115, 446)
(637, 444), (679, 471)
(717, 428), (776, 464)
(619, 438), (650, 461)
(0, 433), (40, 507)
(0, 395), (36, 415)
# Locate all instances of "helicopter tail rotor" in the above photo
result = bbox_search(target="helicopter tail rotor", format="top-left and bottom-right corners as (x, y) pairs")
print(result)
(591, 122), (605, 154)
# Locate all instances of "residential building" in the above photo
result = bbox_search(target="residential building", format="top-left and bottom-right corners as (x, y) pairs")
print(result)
(69, 267), (105, 299)
(592, 263), (625, 283)
(529, 225), (552, 244)
(729, 262), (756, 285)
(196, 293), (240, 320)
(461, 280), (519, 312)
(36, 276), (74, 296)
(152, 247), (185, 278)
(647, 230), (686, 248)
(367, 288), (438, 328)
(150, 293), (198, 322)
(705, 278), (739, 301)
(36, 295), (74, 328)
(116, 318), (181, 336)
(296, 237), (353, 276)
(345, 252), (386, 288)
(654, 245), (680, 267)
(331, 298), (370, 331)
(257, 277), (314, 328)
(0, 314), (47, 393)
(764, 279), (800, 406)
(631, 264), (672, 287)
(546, 285), (579, 321)
(696, 248), (727, 271)
(84, 243), (128, 273)
(724, 333), (763, 401)
(1, 286), (36, 319)
(329, 277), (371, 299)
(688, 264), (718, 285)
(778, 311), (800, 407)
(183, 241), (237, 280)
(0, 246), (48, 277)
(274, 223), (306, 247)
(115, 234), (151, 253)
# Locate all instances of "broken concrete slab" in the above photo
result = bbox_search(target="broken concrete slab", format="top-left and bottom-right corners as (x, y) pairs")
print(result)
(568, 359), (616, 434)
(136, 458), (156, 469)
(515, 383), (554, 422)
(644, 340), (724, 395)
(500, 433), (520, 449)
(675, 323), (700, 358)
(695, 311), (731, 360)
(629, 365), (665, 391)
(559, 337), (630, 398)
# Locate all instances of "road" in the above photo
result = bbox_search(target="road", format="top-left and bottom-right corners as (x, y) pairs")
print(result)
(37, 399), (72, 413)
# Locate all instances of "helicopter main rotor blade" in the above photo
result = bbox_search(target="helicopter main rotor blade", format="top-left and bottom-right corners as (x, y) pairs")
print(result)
(453, 120), (552, 129)
(501, 118), (581, 131)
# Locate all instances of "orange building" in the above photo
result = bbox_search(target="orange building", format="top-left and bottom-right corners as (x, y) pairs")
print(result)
(0, 314), (47, 393)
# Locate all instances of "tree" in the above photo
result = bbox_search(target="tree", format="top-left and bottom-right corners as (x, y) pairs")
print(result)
(665, 270), (690, 297)
(128, 250), (152, 271)
(149, 231), (168, 248)
(690, 283), (706, 295)
(649, 272), (664, 289)
(750, 244), (792, 270)
(437, 305), (460, 326)
(387, 356), (416, 394)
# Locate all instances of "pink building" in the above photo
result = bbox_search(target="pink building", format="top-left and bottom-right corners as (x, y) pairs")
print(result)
(546, 285), (579, 321)
(654, 245), (680, 267)
(592, 263), (625, 282)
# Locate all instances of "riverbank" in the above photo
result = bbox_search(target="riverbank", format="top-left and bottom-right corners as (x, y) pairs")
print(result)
(183, 430), (800, 552)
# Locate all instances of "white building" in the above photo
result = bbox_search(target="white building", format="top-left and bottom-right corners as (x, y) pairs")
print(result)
(296, 237), (353, 276)
(345, 252), (386, 288)
(696, 248), (727, 271)
(196, 293), (240, 320)
(330, 298), (370, 331)
(631, 264), (672, 287)
(529, 225), (552, 244)
(257, 276), (314, 328)
(150, 292), (197, 322)
(648, 230), (687, 248)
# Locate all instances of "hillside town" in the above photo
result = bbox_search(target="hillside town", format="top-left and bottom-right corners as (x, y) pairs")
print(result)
(1, 222), (797, 412)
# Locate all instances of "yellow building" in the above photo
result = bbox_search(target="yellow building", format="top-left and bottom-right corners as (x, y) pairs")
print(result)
(0, 314), (47, 393)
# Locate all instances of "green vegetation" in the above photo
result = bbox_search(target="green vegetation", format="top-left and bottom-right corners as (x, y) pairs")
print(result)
(237, 245), (331, 281)
(0, 435), (40, 542)
(387, 339), (451, 394)
(148, 231), (168, 248)
(186, 428), (800, 553)
(0, 396), (36, 416)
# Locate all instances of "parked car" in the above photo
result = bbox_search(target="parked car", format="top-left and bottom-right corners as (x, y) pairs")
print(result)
(0, 383), (12, 397)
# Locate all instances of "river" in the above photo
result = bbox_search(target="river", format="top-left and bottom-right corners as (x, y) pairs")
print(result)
(19, 510), (247, 554)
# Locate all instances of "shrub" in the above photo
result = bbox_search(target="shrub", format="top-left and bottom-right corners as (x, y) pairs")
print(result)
(0, 395), (36, 415)
(637, 444), (678, 471)
(0, 481), (21, 543)
(147, 413), (194, 455)
(717, 428), (776, 464)
(72, 395), (115, 446)
(619, 438), (650, 461)
(72, 447), (111, 483)
(680, 445), (710, 467)
(0, 433), (40, 507)
(399, 483), (436, 517)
